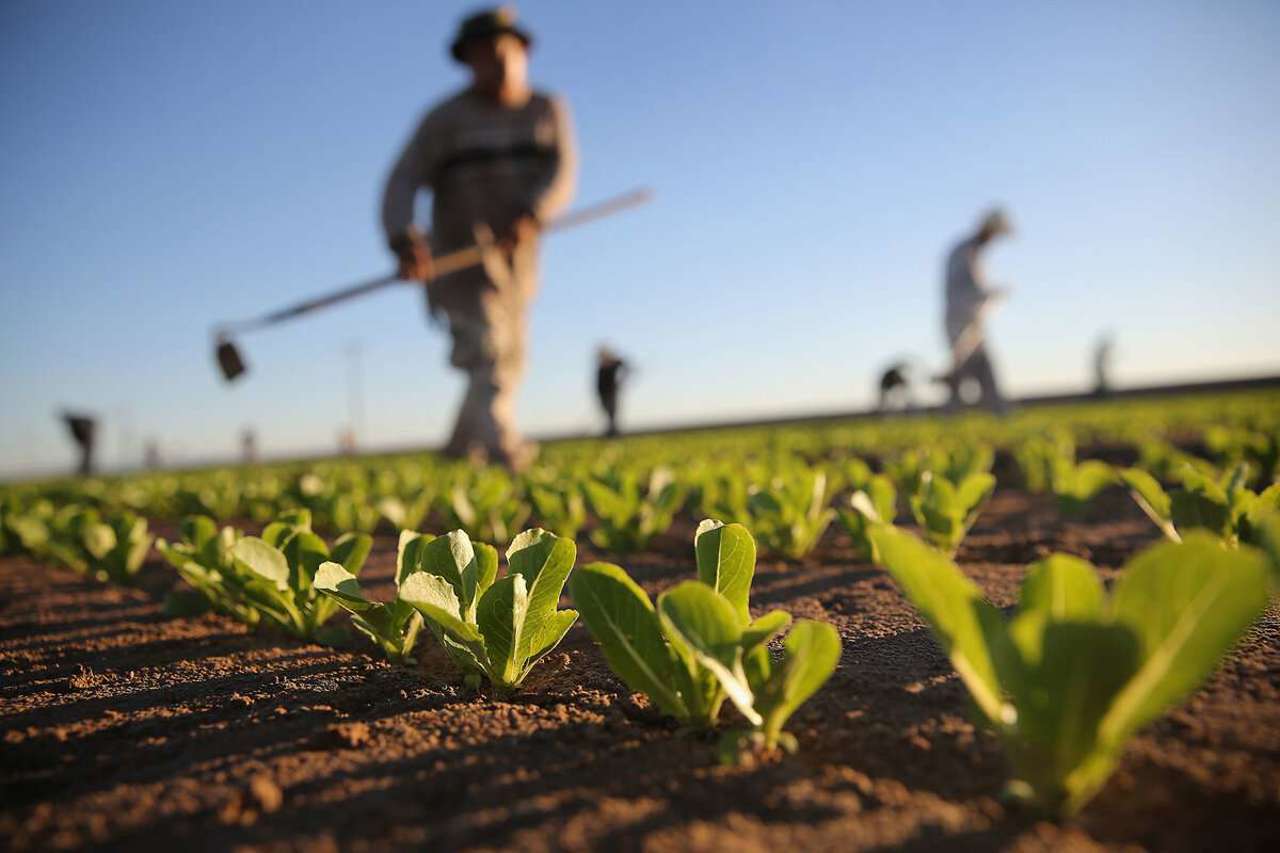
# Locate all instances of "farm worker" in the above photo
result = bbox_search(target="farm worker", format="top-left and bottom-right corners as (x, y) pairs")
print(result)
(938, 208), (1013, 414)
(60, 412), (97, 476)
(382, 7), (577, 470)
(595, 345), (630, 438)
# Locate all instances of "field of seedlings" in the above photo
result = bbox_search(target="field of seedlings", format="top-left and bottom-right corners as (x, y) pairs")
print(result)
(3, 390), (1279, 851)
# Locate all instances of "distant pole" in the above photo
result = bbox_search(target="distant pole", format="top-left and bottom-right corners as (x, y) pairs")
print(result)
(346, 341), (364, 449)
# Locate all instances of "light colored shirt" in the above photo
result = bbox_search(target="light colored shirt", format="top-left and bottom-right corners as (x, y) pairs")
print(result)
(944, 235), (994, 346)
(381, 87), (577, 308)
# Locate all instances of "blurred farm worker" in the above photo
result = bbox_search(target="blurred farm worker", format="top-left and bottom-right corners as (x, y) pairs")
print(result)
(382, 7), (577, 470)
(877, 359), (914, 412)
(61, 412), (97, 476)
(595, 346), (630, 437)
(1093, 332), (1115, 397)
(937, 208), (1013, 414)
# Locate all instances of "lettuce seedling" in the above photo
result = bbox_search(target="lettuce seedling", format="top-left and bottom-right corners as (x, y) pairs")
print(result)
(583, 467), (685, 552)
(1050, 458), (1116, 516)
(745, 468), (836, 559)
(314, 530), (431, 662)
(838, 475), (896, 560)
(1120, 463), (1279, 547)
(908, 471), (996, 554)
(158, 515), (259, 625)
(376, 487), (434, 532)
(399, 528), (578, 690)
(571, 520), (839, 754)
(448, 468), (531, 544)
(39, 507), (153, 584)
(868, 524), (1270, 815)
(528, 481), (588, 540)
(159, 509), (370, 639)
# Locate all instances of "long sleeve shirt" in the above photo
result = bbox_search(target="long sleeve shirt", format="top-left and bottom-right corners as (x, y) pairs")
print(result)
(381, 88), (577, 307)
(943, 235), (994, 345)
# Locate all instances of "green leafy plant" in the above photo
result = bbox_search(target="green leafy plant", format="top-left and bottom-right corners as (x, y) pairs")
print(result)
(838, 474), (896, 560)
(376, 487), (434, 532)
(447, 469), (531, 544)
(583, 467), (685, 552)
(398, 528), (579, 690)
(571, 519), (840, 754)
(314, 530), (431, 662)
(1120, 463), (1279, 547)
(527, 481), (588, 540)
(1050, 458), (1115, 516)
(908, 471), (996, 553)
(745, 468), (836, 559)
(158, 509), (370, 639)
(868, 524), (1270, 815)
(40, 507), (154, 584)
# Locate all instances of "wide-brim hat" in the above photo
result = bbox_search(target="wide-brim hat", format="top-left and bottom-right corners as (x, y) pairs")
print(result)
(450, 6), (533, 62)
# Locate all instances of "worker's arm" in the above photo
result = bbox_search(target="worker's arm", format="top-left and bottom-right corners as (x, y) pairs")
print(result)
(381, 111), (437, 281)
(525, 95), (578, 227)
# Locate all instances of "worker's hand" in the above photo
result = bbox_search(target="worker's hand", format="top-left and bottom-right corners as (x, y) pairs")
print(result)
(391, 233), (434, 282)
(500, 209), (541, 251)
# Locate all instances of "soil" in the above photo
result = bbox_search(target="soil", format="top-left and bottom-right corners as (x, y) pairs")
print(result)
(2, 486), (1278, 851)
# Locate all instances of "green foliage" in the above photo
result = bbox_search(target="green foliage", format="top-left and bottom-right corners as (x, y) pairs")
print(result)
(745, 468), (836, 559)
(16, 505), (154, 584)
(869, 524), (1270, 815)
(838, 474), (896, 560)
(158, 508), (371, 639)
(313, 529), (431, 661)
(583, 467), (684, 552)
(571, 520), (839, 753)
(527, 480), (587, 540)
(398, 528), (579, 690)
(447, 469), (531, 544)
(1120, 463), (1279, 547)
(1051, 459), (1116, 516)
(908, 471), (996, 554)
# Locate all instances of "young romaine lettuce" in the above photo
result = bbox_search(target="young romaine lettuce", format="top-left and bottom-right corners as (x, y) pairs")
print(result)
(158, 508), (371, 639)
(1050, 458), (1116, 516)
(36, 506), (153, 584)
(571, 520), (840, 755)
(1120, 463), (1279, 546)
(745, 468), (836, 559)
(398, 528), (579, 690)
(868, 524), (1270, 815)
(527, 481), (588, 540)
(447, 469), (531, 545)
(908, 471), (996, 554)
(313, 529), (431, 661)
(838, 475), (896, 560)
(583, 467), (684, 552)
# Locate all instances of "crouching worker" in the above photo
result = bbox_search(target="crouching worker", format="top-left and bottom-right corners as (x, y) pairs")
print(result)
(381, 7), (577, 470)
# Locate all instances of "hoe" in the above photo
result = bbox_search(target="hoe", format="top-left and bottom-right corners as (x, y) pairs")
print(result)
(213, 188), (652, 382)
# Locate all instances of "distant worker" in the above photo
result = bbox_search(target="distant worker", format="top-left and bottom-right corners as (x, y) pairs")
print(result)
(1093, 332), (1115, 397)
(60, 412), (97, 476)
(241, 428), (258, 463)
(382, 7), (577, 470)
(937, 208), (1013, 414)
(877, 359), (915, 412)
(595, 346), (630, 437)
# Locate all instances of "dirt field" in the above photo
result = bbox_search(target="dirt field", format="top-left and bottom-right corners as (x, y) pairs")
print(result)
(3, 488), (1278, 851)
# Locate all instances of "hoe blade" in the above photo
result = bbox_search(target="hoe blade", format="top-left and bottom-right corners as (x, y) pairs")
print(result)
(216, 338), (247, 382)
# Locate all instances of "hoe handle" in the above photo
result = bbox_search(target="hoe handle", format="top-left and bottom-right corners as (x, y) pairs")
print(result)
(220, 188), (653, 336)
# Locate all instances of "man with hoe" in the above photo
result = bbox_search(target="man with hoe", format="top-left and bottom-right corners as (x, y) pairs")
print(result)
(937, 209), (1013, 414)
(382, 7), (576, 470)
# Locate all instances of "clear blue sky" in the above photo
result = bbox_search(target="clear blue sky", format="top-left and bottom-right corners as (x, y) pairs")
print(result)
(2, 1), (1278, 476)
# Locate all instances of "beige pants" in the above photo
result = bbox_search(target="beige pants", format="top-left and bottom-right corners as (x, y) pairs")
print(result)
(440, 282), (529, 463)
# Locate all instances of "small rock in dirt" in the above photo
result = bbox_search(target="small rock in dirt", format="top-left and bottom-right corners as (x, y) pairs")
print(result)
(330, 721), (371, 749)
(249, 773), (283, 813)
